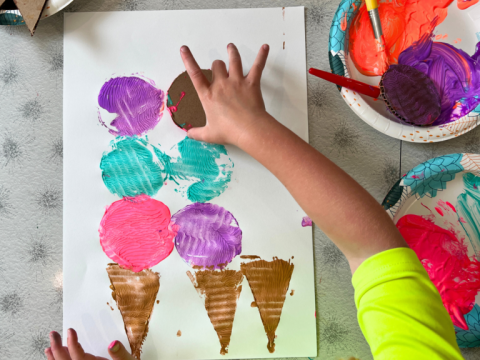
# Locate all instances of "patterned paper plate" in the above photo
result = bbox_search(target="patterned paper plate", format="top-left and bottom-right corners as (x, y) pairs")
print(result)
(0, 0), (73, 25)
(328, 0), (480, 142)
(382, 153), (480, 348)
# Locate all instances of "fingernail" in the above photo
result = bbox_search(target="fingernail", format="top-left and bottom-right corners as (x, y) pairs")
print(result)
(67, 328), (73, 338)
(109, 340), (120, 352)
(227, 43), (234, 48)
(50, 331), (60, 344)
(263, 44), (269, 51)
(180, 46), (188, 53)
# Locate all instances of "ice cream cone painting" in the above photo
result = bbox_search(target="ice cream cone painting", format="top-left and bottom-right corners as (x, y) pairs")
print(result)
(100, 195), (177, 359)
(107, 264), (160, 360)
(241, 257), (294, 353)
(187, 269), (244, 355)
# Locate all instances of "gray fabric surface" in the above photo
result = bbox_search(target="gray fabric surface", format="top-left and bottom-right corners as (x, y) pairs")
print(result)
(0, 0), (479, 359)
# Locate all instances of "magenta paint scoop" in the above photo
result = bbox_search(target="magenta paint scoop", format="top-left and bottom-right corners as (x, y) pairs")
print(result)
(380, 64), (442, 126)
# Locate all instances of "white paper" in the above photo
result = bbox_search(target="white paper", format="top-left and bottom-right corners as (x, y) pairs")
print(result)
(64, 7), (316, 359)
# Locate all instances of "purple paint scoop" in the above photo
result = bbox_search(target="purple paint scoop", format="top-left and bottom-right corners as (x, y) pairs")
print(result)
(98, 76), (165, 137)
(172, 203), (242, 269)
(380, 64), (442, 126)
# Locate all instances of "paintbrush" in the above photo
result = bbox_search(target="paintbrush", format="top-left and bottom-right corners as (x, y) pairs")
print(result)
(366, 0), (385, 51)
(309, 67), (442, 126)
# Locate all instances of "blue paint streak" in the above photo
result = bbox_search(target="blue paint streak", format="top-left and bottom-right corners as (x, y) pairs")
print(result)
(457, 173), (480, 259)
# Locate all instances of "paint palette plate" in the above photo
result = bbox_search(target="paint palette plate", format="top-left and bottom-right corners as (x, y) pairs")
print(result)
(328, 0), (480, 142)
(382, 153), (480, 348)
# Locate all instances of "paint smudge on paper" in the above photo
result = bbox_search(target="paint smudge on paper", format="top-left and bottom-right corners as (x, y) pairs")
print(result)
(349, 0), (452, 76)
(172, 203), (242, 270)
(99, 195), (177, 272)
(251, 301), (257, 307)
(177, 330), (182, 337)
(187, 269), (243, 355)
(396, 214), (480, 330)
(457, 173), (480, 258)
(399, 26), (480, 125)
(240, 255), (261, 260)
(241, 257), (294, 353)
(154, 138), (233, 203)
(100, 137), (166, 198)
(107, 264), (159, 360)
(301, 216), (312, 227)
(98, 76), (165, 137)
(107, 302), (114, 311)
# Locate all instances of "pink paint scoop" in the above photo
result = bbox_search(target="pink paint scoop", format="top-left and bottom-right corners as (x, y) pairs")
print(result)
(99, 194), (178, 272)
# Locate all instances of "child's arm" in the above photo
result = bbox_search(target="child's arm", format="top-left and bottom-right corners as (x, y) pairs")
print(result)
(181, 44), (407, 273)
(181, 44), (464, 360)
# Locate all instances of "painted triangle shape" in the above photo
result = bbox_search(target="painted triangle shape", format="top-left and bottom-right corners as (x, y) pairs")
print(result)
(187, 269), (243, 355)
(13, 0), (47, 35)
(241, 257), (294, 353)
(107, 264), (160, 360)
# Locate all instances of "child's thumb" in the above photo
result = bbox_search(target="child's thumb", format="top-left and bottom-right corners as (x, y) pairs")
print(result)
(187, 127), (207, 142)
(108, 340), (136, 360)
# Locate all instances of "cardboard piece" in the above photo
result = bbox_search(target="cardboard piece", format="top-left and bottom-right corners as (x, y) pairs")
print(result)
(168, 70), (212, 129)
(13, 0), (47, 35)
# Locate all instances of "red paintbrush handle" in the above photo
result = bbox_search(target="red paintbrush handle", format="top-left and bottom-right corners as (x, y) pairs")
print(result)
(308, 68), (381, 99)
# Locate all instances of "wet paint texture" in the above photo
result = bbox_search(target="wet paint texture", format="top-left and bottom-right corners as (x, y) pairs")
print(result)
(349, 0), (452, 76)
(381, 64), (441, 125)
(187, 269), (243, 355)
(241, 258), (294, 353)
(399, 32), (480, 125)
(172, 203), (242, 269)
(457, 173), (480, 258)
(100, 137), (165, 198)
(99, 195), (177, 272)
(396, 214), (480, 330)
(154, 137), (233, 203)
(98, 77), (165, 137)
(458, 0), (479, 10)
(107, 264), (160, 359)
(301, 216), (312, 227)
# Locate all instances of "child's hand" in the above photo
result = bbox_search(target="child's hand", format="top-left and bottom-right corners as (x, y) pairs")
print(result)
(180, 43), (270, 146)
(45, 330), (135, 360)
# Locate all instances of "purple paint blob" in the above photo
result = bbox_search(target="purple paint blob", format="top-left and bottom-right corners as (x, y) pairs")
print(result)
(301, 216), (312, 227)
(399, 31), (480, 126)
(98, 77), (165, 137)
(381, 64), (441, 126)
(172, 203), (242, 269)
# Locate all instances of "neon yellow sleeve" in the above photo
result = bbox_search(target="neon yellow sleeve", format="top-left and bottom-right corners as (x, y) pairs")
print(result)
(352, 248), (464, 359)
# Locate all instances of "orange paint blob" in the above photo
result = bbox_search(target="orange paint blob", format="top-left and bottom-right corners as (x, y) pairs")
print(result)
(349, 0), (453, 76)
(340, 12), (348, 32)
(457, 0), (479, 10)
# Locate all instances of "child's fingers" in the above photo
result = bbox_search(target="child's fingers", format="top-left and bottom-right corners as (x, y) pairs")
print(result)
(211, 60), (228, 81)
(187, 127), (208, 143)
(45, 348), (55, 360)
(49, 331), (70, 360)
(108, 340), (136, 360)
(67, 328), (86, 359)
(227, 43), (243, 79)
(247, 44), (269, 84)
(180, 46), (210, 96)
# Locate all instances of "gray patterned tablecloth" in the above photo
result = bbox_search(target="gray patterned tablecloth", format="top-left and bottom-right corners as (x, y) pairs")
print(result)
(1, 1), (480, 359)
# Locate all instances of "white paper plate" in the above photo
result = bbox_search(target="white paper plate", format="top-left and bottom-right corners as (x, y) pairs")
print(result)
(382, 153), (480, 347)
(328, 0), (480, 142)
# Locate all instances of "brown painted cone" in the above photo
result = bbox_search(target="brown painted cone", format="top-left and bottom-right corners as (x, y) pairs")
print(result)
(241, 257), (294, 353)
(13, 0), (47, 35)
(107, 264), (160, 360)
(187, 269), (243, 355)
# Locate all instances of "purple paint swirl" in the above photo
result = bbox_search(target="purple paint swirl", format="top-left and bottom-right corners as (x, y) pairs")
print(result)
(98, 77), (165, 137)
(399, 31), (480, 126)
(172, 203), (242, 269)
